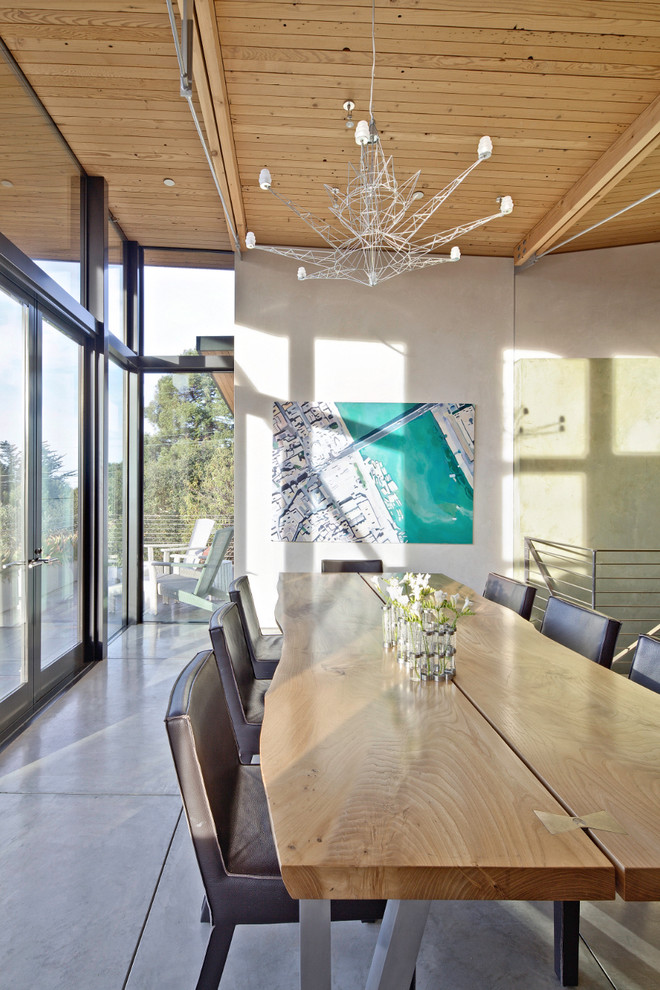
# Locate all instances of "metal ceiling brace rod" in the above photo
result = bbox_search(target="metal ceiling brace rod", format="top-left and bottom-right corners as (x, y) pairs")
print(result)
(165, 0), (241, 254)
(537, 187), (660, 259)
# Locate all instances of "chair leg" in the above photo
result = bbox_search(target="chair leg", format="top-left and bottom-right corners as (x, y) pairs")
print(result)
(200, 896), (210, 923)
(195, 923), (235, 990)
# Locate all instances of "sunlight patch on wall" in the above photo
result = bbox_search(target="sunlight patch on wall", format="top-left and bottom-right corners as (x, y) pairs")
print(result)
(516, 359), (590, 460)
(314, 339), (406, 400)
(518, 473), (585, 548)
(613, 358), (660, 454)
(245, 413), (272, 557)
(238, 326), (289, 398)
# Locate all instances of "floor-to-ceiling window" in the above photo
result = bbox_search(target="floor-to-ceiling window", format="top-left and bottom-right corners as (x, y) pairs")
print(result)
(0, 283), (27, 704)
(40, 318), (82, 667)
(107, 360), (126, 637)
(141, 256), (235, 621)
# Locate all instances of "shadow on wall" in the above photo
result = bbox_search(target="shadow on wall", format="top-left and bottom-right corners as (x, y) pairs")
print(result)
(514, 357), (660, 566)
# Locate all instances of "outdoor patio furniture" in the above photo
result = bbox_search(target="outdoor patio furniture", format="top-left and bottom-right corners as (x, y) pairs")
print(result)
(156, 526), (234, 614)
(145, 518), (215, 612)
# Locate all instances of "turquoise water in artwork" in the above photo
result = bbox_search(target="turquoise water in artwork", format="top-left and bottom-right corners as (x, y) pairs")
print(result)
(335, 402), (473, 544)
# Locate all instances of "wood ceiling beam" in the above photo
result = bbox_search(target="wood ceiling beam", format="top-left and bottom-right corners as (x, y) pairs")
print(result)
(192, 0), (246, 248)
(514, 92), (660, 266)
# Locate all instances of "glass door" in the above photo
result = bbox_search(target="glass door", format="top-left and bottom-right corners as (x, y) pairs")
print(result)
(0, 283), (86, 735)
(0, 286), (27, 717)
(37, 318), (84, 691)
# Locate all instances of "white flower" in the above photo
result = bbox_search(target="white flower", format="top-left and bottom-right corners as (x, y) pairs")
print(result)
(462, 598), (472, 613)
(410, 573), (430, 598)
(450, 593), (460, 608)
(434, 589), (447, 605)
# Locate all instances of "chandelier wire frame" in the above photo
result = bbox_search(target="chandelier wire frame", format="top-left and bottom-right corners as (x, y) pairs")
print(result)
(245, 0), (513, 287)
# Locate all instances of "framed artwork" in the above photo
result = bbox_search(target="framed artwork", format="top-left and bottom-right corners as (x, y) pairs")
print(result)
(272, 400), (474, 544)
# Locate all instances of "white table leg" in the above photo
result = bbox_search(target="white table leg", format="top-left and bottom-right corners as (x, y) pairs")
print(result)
(365, 900), (431, 990)
(300, 899), (331, 990)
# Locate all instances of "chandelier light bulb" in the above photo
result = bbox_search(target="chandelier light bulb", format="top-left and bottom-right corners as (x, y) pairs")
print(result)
(245, 231), (256, 249)
(355, 120), (370, 146)
(499, 195), (514, 215)
(259, 168), (272, 190)
(450, 246), (461, 261)
(477, 136), (493, 160)
(297, 267), (307, 280)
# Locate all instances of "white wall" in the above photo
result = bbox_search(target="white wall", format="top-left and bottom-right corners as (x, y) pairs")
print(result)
(514, 242), (660, 357)
(234, 250), (515, 620)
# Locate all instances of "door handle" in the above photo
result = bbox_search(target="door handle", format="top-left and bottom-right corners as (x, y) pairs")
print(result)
(28, 557), (53, 568)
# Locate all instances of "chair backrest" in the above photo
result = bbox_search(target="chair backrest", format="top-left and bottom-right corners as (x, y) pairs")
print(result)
(194, 526), (234, 597)
(540, 596), (621, 668)
(209, 601), (258, 723)
(321, 559), (383, 573)
(182, 517), (215, 564)
(629, 634), (660, 694)
(229, 575), (263, 658)
(483, 572), (536, 621)
(165, 650), (239, 898)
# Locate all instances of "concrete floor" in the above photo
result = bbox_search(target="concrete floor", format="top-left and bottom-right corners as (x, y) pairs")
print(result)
(0, 621), (658, 989)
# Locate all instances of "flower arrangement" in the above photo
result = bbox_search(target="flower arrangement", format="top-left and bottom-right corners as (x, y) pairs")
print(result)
(381, 573), (474, 681)
(383, 572), (473, 627)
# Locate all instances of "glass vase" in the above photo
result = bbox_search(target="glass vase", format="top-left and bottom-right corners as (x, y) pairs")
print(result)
(381, 604), (395, 648)
(396, 612), (409, 665)
(442, 624), (456, 679)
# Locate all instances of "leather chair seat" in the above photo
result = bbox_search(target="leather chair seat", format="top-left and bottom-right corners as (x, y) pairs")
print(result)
(209, 602), (271, 762)
(165, 649), (389, 988)
(244, 679), (268, 723)
(254, 633), (283, 661)
(229, 575), (282, 679)
(224, 767), (281, 876)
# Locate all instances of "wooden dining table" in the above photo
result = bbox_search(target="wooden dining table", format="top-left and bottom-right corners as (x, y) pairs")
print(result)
(260, 572), (659, 990)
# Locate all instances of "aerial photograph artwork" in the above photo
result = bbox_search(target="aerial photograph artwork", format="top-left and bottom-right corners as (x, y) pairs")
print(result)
(272, 400), (474, 544)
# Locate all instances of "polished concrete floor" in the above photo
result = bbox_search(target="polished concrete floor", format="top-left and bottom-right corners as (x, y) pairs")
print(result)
(0, 621), (659, 989)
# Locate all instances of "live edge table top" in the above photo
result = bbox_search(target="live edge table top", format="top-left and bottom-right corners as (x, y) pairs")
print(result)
(415, 573), (660, 901)
(260, 572), (615, 904)
(366, 572), (660, 902)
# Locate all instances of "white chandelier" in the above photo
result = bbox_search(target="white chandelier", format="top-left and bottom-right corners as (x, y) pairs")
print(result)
(245, 2), (513, 287)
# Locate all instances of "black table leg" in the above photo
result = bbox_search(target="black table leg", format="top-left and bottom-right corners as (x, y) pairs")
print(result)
(554, 901), (580, 986)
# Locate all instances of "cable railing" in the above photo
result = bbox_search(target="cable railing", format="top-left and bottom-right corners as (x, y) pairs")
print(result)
(143, 514), (235, 561)
(524, 538), (660, 670)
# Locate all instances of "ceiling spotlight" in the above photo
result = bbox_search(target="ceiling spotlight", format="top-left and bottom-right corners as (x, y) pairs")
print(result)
(163, 177), (176, 186)
(1, 179), (14, 188)
(412, 190), (424, 201)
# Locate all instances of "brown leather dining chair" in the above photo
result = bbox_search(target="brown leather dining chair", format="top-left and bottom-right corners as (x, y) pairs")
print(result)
(208, 602), (268, 764)
(321, 559), (383, 573)
(165, 649), (387, 990)
(483, 572), (536, 621)
(628, 633), (660, 693)
(540, 595), (621, 668)
(229, 574), (282, 679)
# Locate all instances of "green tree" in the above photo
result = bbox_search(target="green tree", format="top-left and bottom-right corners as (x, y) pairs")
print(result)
(0, 441), (22, 564)
(143, 371), (233, 549)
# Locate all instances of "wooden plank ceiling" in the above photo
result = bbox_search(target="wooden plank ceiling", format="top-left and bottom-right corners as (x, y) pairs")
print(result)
(0, 1), (659, 268)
